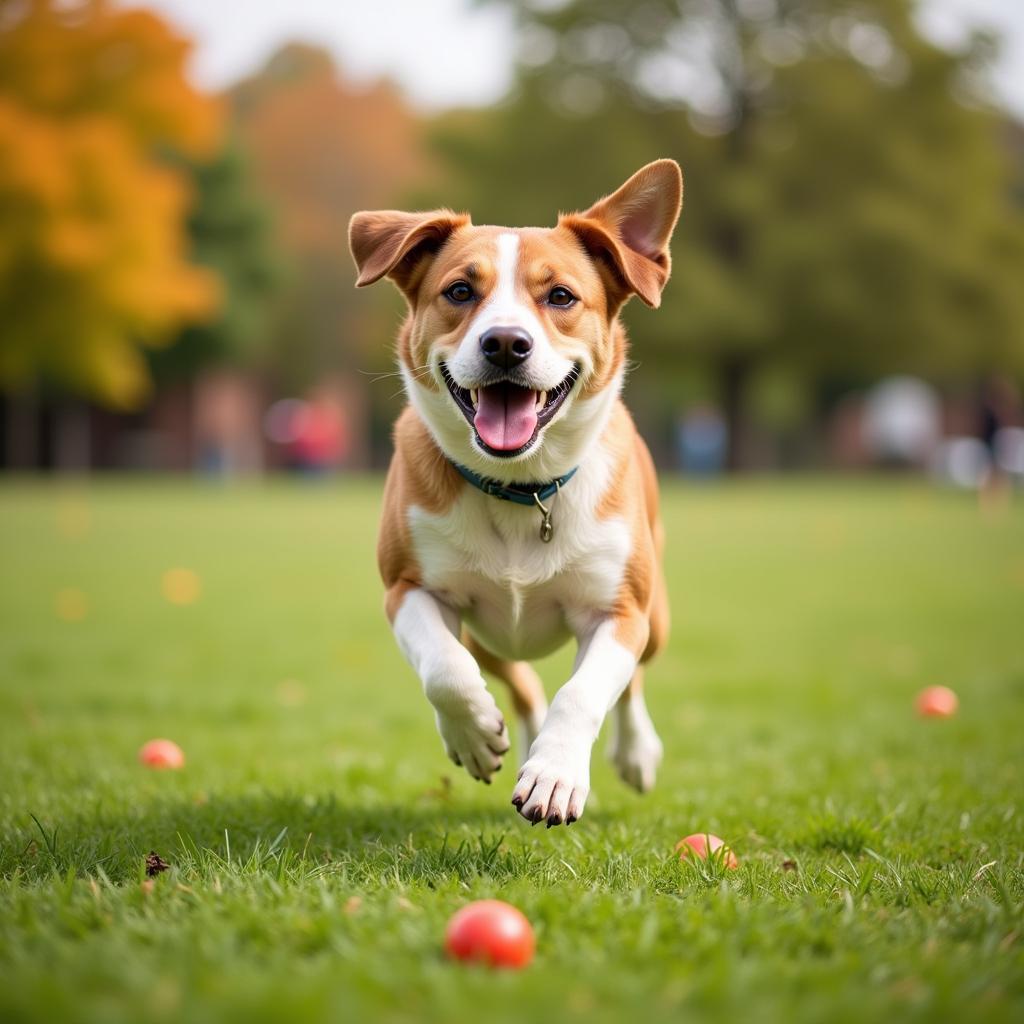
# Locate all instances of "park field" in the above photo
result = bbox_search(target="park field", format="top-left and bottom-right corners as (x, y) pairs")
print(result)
(0, 477), (1022, 1023)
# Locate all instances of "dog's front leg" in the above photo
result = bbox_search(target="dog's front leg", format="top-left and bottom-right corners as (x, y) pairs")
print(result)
(391, 586), (511, 783)
(512, 615), (641, 826)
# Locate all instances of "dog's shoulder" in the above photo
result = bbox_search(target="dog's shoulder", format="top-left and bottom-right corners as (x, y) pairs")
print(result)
(596, 400), (659, 522)
(593, 400), (665, 646)
(388, 407), (463, 514)
(378, 408), (463, 615)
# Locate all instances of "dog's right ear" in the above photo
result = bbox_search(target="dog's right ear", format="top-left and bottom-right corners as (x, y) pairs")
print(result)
(349, 209), (470, 296)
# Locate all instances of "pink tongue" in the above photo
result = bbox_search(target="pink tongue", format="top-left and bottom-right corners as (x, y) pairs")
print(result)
(474, 383), (538, 451)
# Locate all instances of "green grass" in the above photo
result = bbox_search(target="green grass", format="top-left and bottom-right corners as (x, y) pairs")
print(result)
(1, 477), (1022, 1023)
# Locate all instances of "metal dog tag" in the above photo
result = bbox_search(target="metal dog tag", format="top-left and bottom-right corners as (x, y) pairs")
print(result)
(539, 511), (553, 543)
(533, 483), (559, 543)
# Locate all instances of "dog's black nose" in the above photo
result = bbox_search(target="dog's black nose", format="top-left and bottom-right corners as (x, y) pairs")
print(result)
(480, 326), (533, 369)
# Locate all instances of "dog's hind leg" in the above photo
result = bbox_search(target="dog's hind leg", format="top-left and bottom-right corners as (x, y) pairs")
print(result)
(607, 666), (663, 794)
(464, 633), (547, 767)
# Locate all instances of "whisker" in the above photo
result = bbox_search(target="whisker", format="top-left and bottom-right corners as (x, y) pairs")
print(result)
(384, 365), (436, 400)
(389, 377), (429, 400)
(359, 364), (432, 386)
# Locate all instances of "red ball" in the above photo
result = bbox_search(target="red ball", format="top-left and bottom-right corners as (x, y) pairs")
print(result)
(138, 738), (185, 770)
(675, 832), (738, 869)
(444, 900), (535, 968)
(915, 686), (958, 718)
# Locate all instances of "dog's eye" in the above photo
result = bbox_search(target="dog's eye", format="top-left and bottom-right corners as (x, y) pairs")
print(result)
(443, 281), (475, 304)
(547, 286), (577, 308)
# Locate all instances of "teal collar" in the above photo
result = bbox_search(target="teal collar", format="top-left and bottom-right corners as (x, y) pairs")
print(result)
(448, 461), (579, 542)
(449, 462), (579, 505)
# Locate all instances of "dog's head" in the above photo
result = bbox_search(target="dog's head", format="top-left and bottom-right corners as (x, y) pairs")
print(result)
(349, 160), (682, 480)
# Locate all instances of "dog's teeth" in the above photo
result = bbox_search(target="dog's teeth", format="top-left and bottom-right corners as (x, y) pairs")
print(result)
(470, 389), (478, 408)
(536, 390), (547, 409)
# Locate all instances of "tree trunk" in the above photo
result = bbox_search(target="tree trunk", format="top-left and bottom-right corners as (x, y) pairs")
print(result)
(715, 1), (757, 471)
(54, 401), (91, 473)
(720, 356), (751, 471)
(5, 390), (39, 470)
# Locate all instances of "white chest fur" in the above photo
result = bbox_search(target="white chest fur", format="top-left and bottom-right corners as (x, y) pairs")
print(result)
(408, 446), (631, 662)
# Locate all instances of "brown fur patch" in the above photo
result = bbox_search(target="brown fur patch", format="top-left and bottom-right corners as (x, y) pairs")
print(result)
(379, 408), (463, 622)
(596, 402), (670, 662)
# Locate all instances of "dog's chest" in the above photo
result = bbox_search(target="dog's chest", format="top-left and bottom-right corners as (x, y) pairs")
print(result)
(408, 483), (631, 661)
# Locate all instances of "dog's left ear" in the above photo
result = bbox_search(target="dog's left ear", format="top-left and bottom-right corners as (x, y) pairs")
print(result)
(561, 159), (682, 309)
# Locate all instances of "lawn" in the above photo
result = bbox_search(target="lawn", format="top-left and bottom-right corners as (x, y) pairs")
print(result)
(0, 477), (1022, 1023)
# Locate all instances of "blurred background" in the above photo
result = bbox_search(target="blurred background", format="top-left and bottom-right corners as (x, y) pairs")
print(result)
(2, 0), (1024, 487)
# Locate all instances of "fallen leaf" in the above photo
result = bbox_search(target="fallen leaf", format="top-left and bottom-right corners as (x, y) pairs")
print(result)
(145, 851), (170, 877)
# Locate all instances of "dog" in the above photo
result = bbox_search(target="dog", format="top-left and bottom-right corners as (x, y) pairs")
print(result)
(349, 160), (682, 827)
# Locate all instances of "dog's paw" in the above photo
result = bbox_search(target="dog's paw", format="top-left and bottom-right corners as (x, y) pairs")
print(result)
(511, 742), (590, 827)
(607, 722), (663, 794)
(607, 693), (663, 794)
(434, 690), (510, 784)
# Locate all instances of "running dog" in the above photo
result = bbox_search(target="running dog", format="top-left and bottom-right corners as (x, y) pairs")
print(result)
(349, 160), (682, 826)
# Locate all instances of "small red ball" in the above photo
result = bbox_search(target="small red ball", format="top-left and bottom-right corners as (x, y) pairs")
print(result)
(915, 686), (958, 718)
(444, 900), (535, 968)
(675, 832), (738, 869)
(138, 739), (185, 770)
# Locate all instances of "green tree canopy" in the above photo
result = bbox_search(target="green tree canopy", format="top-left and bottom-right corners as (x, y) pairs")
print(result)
(149, 140), (282, 382)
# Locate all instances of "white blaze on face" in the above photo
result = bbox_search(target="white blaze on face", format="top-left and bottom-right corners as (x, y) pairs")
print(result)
(447, 232), (574, 393)
(469, 233), (537, 338)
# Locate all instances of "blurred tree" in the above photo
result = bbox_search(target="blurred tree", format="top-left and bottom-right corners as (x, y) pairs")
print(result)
(231, 44), (428, 394)
(148, 140), (282, 382)
(437, 0), (1024, 466)
(0, 0), (222, 413)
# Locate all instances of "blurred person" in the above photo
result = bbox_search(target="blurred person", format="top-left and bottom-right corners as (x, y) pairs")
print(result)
(978, 374), (1023, 515)
(194, 371), (263, 477)
(289, 388), (350, 475)
(862, 377), (941, 469)
(675, 403), (727, 477)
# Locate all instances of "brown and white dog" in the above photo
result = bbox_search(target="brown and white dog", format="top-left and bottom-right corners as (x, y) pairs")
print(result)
(349, 160), (682, 827)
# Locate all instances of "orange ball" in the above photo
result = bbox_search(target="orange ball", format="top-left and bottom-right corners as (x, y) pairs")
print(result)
(675, 833), (738, 869)
(138, 739), (185, 770)
(915, 686), (958, 718)
(161, 568), (201, 606)
(445, 900), (535, 968)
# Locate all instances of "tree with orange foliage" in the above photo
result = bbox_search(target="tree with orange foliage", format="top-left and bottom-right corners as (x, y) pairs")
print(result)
(0, 0), (223, 410)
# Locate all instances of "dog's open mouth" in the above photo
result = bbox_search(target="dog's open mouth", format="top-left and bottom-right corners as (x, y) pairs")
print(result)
(440, 363), (581, 458)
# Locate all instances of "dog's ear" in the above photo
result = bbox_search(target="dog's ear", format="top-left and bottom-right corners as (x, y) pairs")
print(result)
(560, 160), (682, 309)
(349, 209), (470, 296)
